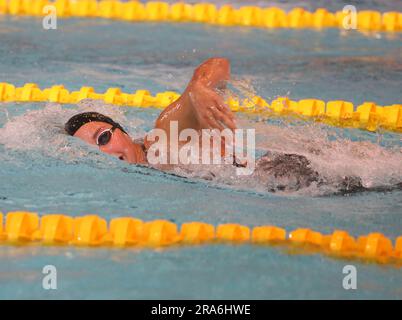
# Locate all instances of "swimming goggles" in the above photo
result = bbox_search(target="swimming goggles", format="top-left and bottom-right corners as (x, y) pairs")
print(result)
(96, 125), (117, 146)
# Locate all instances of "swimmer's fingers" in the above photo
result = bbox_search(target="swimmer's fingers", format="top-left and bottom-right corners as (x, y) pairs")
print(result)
(209, 106), (236, 131)
(212, 95), (237, 131)
(214, 94), (235, 121)
(211, 100), (237, 131)
(205, 109), (225, 130)
(190, 84), (235, 131)
(195, 104), (223, 130)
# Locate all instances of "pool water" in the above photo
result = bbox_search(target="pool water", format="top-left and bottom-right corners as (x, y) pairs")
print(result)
(0, 5), (402, 299)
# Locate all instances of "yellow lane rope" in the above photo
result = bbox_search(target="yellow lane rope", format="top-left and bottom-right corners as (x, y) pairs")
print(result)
(1, 211), (401, 266)
(1, 0), (401, 32)
(1, 82), (401, 133)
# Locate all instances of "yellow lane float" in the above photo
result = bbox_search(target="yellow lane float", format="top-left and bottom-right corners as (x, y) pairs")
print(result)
(1, 82), (401, 133)
(1, 1), (401, 32)
(1, 211), (401, 266)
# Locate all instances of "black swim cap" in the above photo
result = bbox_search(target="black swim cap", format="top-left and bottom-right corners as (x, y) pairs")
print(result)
(65, 112), (128, 136)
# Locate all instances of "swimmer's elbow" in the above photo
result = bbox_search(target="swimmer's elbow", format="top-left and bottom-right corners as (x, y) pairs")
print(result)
(207, 57), (230, 69)
(192, 57), (230, 87)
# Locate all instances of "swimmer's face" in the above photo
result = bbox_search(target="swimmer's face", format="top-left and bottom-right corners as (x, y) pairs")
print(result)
(73, 121), (145, 163)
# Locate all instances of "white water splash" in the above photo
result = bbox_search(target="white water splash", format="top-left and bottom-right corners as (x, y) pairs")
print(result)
(160, 114), (401, 196)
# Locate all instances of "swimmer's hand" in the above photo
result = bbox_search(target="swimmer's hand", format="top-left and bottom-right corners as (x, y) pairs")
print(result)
(188, 81), (237, 131)
(187, 57), (236, 131)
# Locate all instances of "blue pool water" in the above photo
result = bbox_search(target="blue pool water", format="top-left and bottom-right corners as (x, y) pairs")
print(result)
(0, 5), (402, 299)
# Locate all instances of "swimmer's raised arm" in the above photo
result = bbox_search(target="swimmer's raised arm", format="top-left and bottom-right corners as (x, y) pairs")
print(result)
(191, 57), (231, 90)
(145, 58), (236, 148)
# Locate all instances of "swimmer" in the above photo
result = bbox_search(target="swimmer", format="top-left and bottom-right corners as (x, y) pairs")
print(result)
(65, 58), (401, 195)
(65, 58), (235, 165)
(66, 57), (242, 171)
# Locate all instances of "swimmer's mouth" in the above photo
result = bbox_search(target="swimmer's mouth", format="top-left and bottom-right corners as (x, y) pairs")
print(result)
(119, 156), (124, 161)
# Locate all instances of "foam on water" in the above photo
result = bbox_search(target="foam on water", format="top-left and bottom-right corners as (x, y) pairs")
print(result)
(168, 117), (402, 196)
(251, 119), (402, 194)
(0, 100), (145, 167)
